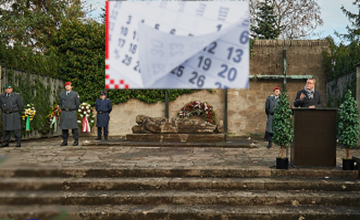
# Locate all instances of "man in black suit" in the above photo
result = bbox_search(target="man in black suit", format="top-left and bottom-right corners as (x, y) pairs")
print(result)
(294, 78), (324, 108)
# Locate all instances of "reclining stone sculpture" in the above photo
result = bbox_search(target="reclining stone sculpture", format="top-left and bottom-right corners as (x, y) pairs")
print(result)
(132, 115), (223, 134)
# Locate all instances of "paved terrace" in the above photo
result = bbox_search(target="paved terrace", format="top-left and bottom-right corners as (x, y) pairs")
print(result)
(0, 137), (359, 171)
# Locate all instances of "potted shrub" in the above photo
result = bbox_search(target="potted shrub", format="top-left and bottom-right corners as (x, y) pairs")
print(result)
(272, 91), (294, 169)
(338, 91), (360, 170)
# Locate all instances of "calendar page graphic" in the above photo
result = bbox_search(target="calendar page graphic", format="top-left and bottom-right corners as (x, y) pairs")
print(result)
(105, 1), (249, 89)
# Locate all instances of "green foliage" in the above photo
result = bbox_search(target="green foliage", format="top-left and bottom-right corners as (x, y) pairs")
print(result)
(322, 0), (360, 107)
(2, 68), (57, 136)
(108, 89), (198, 104)
(323, 0), (360, 81)
(0, 40), (62, 136)
(47, 19), (105, 105)
(47, 19), (207, 105)
(335, 0), (360, 42)
(0, 0), (84, 50)
(322, 38), (360, 80)
(251, 0), (280, 40)
(250, 38), (256, 58)
(338, 91), (360, 150)
(0, 41), (59, 77)
(272, 91), (294, 150)
(100, 7), (105, 24)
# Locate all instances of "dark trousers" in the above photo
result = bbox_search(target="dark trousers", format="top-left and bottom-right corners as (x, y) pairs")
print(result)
(62, 129), (79, 139)
(4, 130), (21, 143)
(264, 132), (273, 141)
(97, 127), (108, 137)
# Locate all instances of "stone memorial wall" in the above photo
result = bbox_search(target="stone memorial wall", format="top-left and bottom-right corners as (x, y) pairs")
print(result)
(84, 40), (331, 138)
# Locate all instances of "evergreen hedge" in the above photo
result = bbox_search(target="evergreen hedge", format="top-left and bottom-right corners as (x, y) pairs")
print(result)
(272, 91), (294, 158)
(338, 90), (360, 158)
(47, 19), (200, 105)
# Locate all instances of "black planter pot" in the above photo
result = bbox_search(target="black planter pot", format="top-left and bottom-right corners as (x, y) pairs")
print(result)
(276, 157), (288, 169)
(343, 159), (355, 170)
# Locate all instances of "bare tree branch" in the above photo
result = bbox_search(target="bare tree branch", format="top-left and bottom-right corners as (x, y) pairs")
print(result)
(249, 0), (323, 39)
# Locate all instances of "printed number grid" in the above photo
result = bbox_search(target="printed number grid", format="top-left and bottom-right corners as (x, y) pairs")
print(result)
(105, 1), (249, 89)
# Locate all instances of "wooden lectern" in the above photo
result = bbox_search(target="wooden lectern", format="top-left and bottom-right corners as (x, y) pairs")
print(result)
(291, 108), (337, 167)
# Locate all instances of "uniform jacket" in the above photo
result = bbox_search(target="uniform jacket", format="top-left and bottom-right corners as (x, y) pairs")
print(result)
(294, 89), (324, 108)
(265, 95), (278, 134)
(60, 90), (80, 130)
(96, 98), (112, 127)
(0, 92), (23, 131)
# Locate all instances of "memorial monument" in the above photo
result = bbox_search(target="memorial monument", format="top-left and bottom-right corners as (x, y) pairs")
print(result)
(126, 115), (225, 142)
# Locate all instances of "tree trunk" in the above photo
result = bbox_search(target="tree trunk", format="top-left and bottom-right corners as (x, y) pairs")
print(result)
(347, 148), (350, 159)
(281, 146), (284, 158)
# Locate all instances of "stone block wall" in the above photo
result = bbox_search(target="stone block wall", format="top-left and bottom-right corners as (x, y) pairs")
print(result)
(227, 40), (330, 136)
(84, 40), (330, 138)
(82, 99), (165, 138)
(326, 72), (356, 107)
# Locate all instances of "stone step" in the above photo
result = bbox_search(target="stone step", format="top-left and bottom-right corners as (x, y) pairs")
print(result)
(0, 167), (357, 179)
(1, 190), (360, 206)
(1, 177), (359, 191)
(0, 178), (62, 190)
(82, 139), (254, 148)
(1, 205), (360, 220)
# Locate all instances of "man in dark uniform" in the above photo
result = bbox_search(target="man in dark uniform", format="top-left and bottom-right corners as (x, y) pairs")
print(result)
(265, 87), (280, 148)
(294, 78), (324, 108)
(60, 82), (80, 146)
(0, 84), (23, 148)
(95, 91), (112, 140)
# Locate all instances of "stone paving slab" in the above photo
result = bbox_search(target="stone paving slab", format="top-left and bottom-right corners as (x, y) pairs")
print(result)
(0, 137), (359, 171)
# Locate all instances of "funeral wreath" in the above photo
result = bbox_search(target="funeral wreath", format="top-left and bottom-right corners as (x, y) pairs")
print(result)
(178, 101), (217, 125)
(77, 102), (95, 133)
(22, 103), (36, 132)
(48, 104), (61, 132)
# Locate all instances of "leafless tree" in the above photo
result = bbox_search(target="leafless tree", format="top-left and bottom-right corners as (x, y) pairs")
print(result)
(249, 0), (323, 39)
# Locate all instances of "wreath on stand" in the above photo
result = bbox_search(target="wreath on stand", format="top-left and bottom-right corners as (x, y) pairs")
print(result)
(48, 104), (61, 132)
(178, 101), (217, 125)
(77, 103), (96, 133)
(22, 103), (36, 132)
